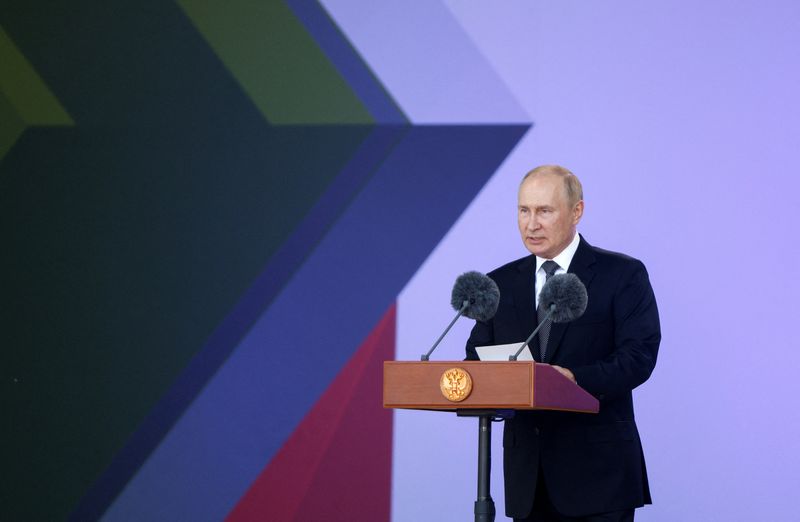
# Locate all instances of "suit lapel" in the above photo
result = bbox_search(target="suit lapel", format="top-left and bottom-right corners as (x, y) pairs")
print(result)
(513, 255), (537, 348)
(544, 236), (596, 363)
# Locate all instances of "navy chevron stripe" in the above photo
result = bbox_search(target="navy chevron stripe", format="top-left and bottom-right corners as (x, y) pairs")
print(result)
(102, 124), (529, 521)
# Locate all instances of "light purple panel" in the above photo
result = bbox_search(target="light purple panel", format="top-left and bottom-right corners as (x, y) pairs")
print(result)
(396, 1), (800, 521)
(318, 0), (528, 123)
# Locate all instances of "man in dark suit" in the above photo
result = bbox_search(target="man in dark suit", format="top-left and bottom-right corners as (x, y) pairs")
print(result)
(466, 165), (660, 522)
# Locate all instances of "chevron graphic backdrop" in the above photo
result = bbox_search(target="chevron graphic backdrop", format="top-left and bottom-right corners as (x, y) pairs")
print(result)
(1, 1), (527, 520)
(3, 1), (800, 522)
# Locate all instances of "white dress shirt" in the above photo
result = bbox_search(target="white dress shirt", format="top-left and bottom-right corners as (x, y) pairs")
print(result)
(535, 232), (581, 308)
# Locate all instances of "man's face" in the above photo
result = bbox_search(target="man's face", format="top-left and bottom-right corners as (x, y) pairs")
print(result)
(517, 174), (584, 259)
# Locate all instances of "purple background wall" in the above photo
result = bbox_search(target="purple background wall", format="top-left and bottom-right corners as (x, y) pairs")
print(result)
(4, 1), (799, 521)
(378, 2), (800, 521)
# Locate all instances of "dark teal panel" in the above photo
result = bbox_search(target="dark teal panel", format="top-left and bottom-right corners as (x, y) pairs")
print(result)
(0, 124), (373, 521)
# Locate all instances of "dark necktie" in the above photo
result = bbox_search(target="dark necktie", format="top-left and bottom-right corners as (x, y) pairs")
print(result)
(537, 260), (560, 361)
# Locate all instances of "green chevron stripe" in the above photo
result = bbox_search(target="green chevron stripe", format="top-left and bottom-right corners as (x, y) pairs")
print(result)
(0, 90), (25, 160)
(177, 0), (373, 125)
(0, 25), (73, 161)
(0, 26), (73, 126)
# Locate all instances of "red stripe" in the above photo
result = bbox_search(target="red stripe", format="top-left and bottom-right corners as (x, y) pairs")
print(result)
(227, 304), (396, 521)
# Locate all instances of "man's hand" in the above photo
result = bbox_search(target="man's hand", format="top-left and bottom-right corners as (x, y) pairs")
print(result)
(551, 365), (576, 384)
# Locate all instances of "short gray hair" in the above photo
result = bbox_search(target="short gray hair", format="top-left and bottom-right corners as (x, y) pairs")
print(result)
(521, 165), (583, 206)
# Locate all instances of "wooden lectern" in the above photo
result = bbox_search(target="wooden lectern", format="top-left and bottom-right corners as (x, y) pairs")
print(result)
(384, 361), (599, 522)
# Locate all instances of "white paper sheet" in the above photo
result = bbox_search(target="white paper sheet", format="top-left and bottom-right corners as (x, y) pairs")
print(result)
(475, 342), (533, 361)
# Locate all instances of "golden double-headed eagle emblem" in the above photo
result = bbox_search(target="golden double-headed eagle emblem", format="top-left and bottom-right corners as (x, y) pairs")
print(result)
(439, 367), (473, 402)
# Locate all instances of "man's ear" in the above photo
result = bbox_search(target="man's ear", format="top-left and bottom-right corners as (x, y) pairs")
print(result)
(573, 200), (585, 224)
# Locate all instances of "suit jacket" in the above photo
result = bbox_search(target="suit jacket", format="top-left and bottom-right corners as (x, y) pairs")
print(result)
(466, 236), (661, 518)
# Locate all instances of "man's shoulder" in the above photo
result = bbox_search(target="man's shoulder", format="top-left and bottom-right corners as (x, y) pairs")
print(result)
(483, 238), (650, 281)
(590, 244), (642, 265)
(486, 254), (533, 282)
(583, 240), (650, 277)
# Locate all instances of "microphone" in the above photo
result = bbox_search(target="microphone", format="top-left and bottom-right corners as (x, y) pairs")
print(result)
(509, 273), (588, 361)
(421, 271), (500, 361)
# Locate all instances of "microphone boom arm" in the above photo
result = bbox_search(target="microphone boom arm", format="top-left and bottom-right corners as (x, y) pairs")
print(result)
(509, 304), (555, 361)
(421, 299), (470, 361)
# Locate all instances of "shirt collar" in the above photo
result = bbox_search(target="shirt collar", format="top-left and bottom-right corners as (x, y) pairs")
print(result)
(536, 232), (581, 273)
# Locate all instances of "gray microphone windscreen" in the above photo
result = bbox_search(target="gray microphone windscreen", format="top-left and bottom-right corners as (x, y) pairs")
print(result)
(539, 273), (588, 323)
(450, 271), (500, 322)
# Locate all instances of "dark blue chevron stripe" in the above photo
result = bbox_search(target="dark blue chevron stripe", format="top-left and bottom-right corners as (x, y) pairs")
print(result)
(102, 124), (530, 521)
